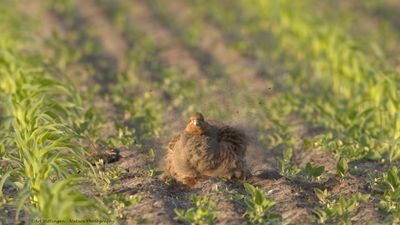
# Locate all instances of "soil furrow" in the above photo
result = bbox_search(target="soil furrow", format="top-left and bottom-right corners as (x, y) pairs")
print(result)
(46, 1), (125, 96)
(146, 0), (271, 93)
(121, 0), (206, 80)
(76, 0), (129, 70)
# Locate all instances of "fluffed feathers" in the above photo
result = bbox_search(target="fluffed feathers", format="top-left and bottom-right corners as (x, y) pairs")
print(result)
(213, 123), (247, 157)
(162, 112), (248, 186)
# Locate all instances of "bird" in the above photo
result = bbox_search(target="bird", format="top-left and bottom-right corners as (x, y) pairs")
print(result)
(162, 112), (248, 186)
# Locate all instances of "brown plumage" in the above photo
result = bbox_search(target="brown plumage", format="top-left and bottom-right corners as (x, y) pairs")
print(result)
(162, 112), (248, 186)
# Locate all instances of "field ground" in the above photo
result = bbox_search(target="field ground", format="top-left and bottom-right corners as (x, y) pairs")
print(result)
(1, 0), (400, 224)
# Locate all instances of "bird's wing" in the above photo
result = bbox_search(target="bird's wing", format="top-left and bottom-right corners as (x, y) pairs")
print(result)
(216, 125), (247, 157)
(163, 134), (181, 179)
(167, 134), (181, 152)
(207, 119), (226, 128)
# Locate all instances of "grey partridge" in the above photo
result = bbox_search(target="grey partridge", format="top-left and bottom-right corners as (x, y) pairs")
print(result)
(163, 112), (247, 186)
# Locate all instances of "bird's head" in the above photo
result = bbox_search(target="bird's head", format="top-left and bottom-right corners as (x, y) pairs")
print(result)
(185, 112), (208, 135)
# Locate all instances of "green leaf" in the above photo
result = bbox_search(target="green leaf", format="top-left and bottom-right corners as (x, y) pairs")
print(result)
(149, 148), (155, 162)
(312, 166), (325, 177)
(312, 208), (327, 223)
(244, 183), (256, 195)
(365, 150), (381, 161)
(244, 198), (255, 209)
(305, 162), (312, 173)
(387, 166), (399, 188)
(283, 148), (293, 161)
(337, 158), (348, 178)
(314, 188), (328, 203)
(255, 190), (263, 205)
(267, 213), (281, 221)
(303, 139), (312, 150)
(0, 169), (13, 198)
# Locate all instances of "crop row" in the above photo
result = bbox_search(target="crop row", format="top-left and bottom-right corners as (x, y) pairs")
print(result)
(0, 1), (112, 223)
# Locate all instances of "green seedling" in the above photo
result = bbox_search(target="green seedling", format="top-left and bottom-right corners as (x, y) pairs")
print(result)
(243, 183), (281, 224)
(336, 158), (348, 179)
(228, 189), (245, 202)
(278, 148), (300, 178)
(313, 188), (370, 224)
(92, 160), (127, 193)
(278, 149), (324, 182)
(383, 205), (400, 225)
(104, 194), (141, 219)
(103, 122), (136, 149)
(175, 195), (218, 225)
(314, 188), (329, 204)
(149, 148), (156, 162)
(147, 166), (162, 177)
(373, 166), (400, 222)
(304, 162), (325, 182)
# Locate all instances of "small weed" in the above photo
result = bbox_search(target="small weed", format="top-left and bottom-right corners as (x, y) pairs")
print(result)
(103, 122), (136, 149)
(104, 194), (141, 219)
(147, 166), (162, 177)
(228, 189), (245, 202)
(175, 195), (218, 225)
(243, 183), (281, 224)
(278, 149), (324, 182)
(303, 162), (325, 182)
(146, 148), (161, 177)
(372, 166), (400, 222)
(336, 158), (349, 179)
(278, 148), (300, 178)
(148, 148), (156, 162)
(92, 160), (127, 193)
(313, 188), (370, 224)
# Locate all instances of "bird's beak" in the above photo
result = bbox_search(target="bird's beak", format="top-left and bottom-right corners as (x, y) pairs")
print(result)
(193, 119), (200, 126)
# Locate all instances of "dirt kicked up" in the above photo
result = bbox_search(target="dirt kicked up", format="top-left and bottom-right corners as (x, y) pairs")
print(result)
(1, 0), (400, 224)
